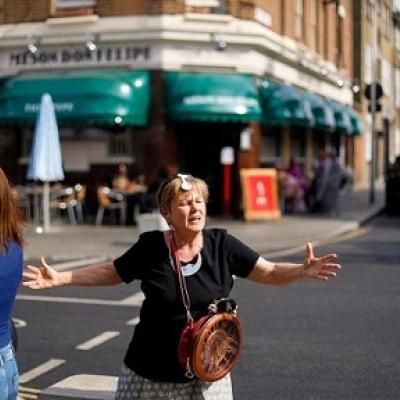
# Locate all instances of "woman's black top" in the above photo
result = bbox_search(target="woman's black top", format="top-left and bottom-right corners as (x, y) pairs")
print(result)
(113, 228), (259, 383)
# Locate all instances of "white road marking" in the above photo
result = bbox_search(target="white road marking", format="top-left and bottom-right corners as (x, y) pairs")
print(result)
(50, 256), (109, 271)
(16, 292), (144, 307)
(76, 331), (120, 350)
(19, 359), (65, 384)
(261, 227), (370, 259)
(119, 292), (145, 306)
(12, 317), (27, 328)
(126, 316), (140, 326)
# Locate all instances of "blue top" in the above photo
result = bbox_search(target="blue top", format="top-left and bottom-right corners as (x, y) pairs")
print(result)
(0, 242), (23, 348)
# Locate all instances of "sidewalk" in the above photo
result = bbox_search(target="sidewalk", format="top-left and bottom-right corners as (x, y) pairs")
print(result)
(24, 185), (385, 262)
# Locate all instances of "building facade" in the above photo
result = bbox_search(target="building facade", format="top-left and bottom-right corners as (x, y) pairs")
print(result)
(353, 0), (400, 192)
(0, 0), (365, 216)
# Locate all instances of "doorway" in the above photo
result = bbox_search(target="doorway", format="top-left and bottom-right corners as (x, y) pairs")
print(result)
(176, 122), (244, 216)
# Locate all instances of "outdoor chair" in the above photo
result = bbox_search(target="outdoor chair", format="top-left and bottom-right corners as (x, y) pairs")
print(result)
(50, 186), (77, 224)
(73, 183), (86, 223)
(95, 186), (126, 226)
(13, 186), (31, 220)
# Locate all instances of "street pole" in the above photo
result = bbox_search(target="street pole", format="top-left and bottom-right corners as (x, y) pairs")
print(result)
(369, 0), (377, 204)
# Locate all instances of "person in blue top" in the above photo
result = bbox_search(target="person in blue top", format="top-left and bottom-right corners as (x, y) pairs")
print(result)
(0, 167), (24, 400)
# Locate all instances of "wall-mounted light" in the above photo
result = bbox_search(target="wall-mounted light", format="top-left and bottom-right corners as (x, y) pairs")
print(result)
(352, 80), (360, 94)
(212, 32), (227, 52)
(240, 128), (252, 150)
(336, 78), (344, 88)
(297, 55), (306, 67)
(320, 66), (328, 76)
(85, 33), (97, 52)
(27, 35), (39, 54)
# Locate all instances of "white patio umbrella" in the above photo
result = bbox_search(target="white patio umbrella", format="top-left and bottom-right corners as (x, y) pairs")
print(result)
(27, 93), (64, 232)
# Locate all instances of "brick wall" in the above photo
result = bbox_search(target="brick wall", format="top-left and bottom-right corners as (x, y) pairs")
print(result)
(3, 0), (49, 23)
(95, 0), (186, 16)
(96, 0), (146, 16)
(131, 71), (177, 183)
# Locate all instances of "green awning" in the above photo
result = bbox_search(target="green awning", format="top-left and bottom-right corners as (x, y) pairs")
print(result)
(0, 69), (150, 126)
(259, 79), (314, 127)
(325, 100), (353, 135)
(165, 72), (262, 123)
(344, 106), (363, 136)
(304, 92), (335, 132)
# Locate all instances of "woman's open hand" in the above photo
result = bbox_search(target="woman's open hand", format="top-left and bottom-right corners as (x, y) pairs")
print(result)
(303, 243), (341, 281)
(22, 257), (60, 289)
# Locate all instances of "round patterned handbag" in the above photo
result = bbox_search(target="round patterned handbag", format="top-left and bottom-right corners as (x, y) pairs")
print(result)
(177, 299), (242, 382)
(166, 232), (243, 382)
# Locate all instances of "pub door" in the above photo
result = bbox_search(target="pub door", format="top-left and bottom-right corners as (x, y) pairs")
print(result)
(176, 122), (244, 216)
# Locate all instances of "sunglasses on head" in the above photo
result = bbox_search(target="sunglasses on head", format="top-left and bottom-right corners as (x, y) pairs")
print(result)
(158, 173), (193, 196)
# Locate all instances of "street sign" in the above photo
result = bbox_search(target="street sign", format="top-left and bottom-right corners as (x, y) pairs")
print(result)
(364, 82), (383, 101)
(240, 168), (281, 220)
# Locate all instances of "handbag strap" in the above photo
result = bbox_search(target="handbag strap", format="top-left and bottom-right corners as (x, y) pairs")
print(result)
(165, 231), (194, 324)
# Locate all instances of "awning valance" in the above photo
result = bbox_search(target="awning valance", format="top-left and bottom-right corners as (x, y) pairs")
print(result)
(325, 100), (353, 135)
(304, 92), (335, 132)
(0, 69), (150, 126)
(259, 79), (314, 127)
(344, 106), (363, 136)
(165, 72), (262, 123)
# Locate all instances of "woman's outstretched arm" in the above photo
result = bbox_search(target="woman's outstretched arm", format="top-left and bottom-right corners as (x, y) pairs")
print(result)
(23, 257), (122, 289)
(247, 243), (341, 285)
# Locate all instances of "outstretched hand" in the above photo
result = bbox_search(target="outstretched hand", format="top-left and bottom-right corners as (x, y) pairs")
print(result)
(22, 257), (60, 289)
(303, 243), (341, 281)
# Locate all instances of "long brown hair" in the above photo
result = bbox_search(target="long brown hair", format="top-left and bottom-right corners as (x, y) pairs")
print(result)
(0, 167), (24, 253)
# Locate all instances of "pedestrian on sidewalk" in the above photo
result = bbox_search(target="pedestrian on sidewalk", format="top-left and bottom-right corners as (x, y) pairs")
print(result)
(309, 150), (349, 216)
(23, 174), (342, 400)
(0, 167), (25, 400)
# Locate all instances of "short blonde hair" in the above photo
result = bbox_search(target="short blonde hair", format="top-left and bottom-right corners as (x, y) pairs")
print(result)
(156, 174), (209, 214)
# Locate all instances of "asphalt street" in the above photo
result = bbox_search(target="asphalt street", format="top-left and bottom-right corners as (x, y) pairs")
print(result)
(14, 214), (400, 400)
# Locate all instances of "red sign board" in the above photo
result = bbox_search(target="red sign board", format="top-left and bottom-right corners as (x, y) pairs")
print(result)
(240, 168), (281, 220)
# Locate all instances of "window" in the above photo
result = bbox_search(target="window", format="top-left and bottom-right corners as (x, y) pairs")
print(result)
(395, 68), (400, 108)
(56, 0), (95, 9)
(366, 0), (373, 21)
(260, 130), (282, 166)
(108, 132), (133, 157)
(294, 0), (304, 38)
(185, 0), (228, 14)
(382, 4), (391, 39)
(291, 130), (306, 163)
(309, 0), (318, 51)
(186, 0), (220, 6)
(381, 58), (391, 97)
(396, 26), (400, 50)
(21, 129), (33, 158)
(364, 44), (372, 84)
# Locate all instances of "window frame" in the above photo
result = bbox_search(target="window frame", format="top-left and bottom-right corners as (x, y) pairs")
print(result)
(56, 0), (95, 9)
(294, 0), (304, 39)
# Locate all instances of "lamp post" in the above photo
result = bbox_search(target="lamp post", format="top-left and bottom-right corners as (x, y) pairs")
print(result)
(369, 1), (378, 204)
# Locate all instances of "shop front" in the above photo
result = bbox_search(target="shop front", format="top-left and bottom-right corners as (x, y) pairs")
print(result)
(164, 71), (262, 216)
(0, 69), (149, 181)
(258, 78), (314, 171)
(0, 68), (151, 214)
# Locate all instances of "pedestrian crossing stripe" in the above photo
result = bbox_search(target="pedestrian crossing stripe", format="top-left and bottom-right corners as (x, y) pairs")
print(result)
(18, 385), (40, 400)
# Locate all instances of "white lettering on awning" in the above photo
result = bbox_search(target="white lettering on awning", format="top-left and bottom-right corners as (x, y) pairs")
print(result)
(183, 95), (258, 107)
(24, 102), (74, 113)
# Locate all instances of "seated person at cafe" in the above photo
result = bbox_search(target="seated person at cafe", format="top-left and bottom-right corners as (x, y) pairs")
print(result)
(112, 164), (147, 225)
(112, 163), (132, 192)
